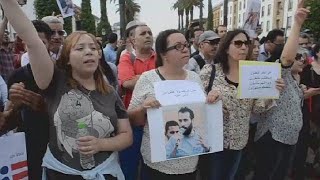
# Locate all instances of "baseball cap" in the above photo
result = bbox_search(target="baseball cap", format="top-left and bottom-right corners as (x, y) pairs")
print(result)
(198, 31), (220, 43)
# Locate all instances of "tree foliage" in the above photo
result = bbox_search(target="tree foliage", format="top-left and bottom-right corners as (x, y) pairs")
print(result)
(97, 0), (112, 38)
(207, 0), (213, 30)
(80, 0), (96, 35)
(34, 0), (72, 34)
(304, 0), (320, 40)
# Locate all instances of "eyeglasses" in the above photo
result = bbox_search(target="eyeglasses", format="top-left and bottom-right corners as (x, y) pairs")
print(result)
(203, 39), (220, 46)
(166, 42), (189, 52)
(169, 131), (179, 135)
(232, 40), (250, 48)
(299, 43), (309, 46)
(51, 30), (66, 36)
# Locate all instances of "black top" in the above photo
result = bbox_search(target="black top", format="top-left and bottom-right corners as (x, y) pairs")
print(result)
(7, 64), (49, 180)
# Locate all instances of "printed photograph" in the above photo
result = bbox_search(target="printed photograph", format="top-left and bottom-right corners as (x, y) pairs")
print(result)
(56, 0), (75, 18)
(162, 103), (211, 160)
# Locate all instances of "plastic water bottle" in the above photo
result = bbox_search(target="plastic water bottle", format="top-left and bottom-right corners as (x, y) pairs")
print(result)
(77, 122), (95, 169)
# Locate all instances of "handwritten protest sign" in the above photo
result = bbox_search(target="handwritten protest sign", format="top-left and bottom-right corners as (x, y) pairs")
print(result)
(148, 81), (223, 162)
(238, 60), (281, 99)
(154, 80), (206, 106)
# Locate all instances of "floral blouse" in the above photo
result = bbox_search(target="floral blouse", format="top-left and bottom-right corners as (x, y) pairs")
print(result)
(200, 64), (275, 150)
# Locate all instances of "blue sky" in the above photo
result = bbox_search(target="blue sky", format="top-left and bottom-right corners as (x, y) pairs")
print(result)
(72, 0), (221, 36)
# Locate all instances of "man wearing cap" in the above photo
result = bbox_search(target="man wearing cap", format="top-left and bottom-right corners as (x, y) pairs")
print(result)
(185, 31), (220, 73)
(103, 33), (118, 64)
(118, 22), (155, 180)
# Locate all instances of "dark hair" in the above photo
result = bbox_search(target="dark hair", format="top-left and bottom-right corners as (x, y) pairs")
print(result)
(259, 36), (266, 44)
(108, 33), (118, 44)
(155, 29), (181, 68)
(265, 29), (284, 42)
(215, 25), (227, 33)
(313, 43), (320, 60)
(214, 29), (250, 73)
(165, 121), (179, 134)
(178, 107), (194, 120)
(32, 20), (52, 41)
(265, 44), (284, 62)
(97, 41), (117, 88)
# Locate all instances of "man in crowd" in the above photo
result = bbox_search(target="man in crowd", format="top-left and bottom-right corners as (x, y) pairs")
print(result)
(118, 23), (156, 180)
(103, 33), (118, 64)
(258, 29), (285, 61)
(166, 107), (210, 159)
(190, 28), (204, 56)
(41, 15), (64, 61)
(185, 31), (220, 73)
(216, 24), (227, 38)
(0, 16), (15, 82)
(1, 20), (52, 180)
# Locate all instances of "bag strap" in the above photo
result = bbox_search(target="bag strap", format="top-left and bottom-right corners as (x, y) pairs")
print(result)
(22, 65), (32, 80)
(206, 64), (216, 94)
(155, 68), (166, 80)
(193, 54), (206, 69)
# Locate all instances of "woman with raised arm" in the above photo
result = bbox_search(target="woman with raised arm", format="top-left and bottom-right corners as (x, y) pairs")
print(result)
(0, 0), (132, 179)
(253, 1), (310, 179)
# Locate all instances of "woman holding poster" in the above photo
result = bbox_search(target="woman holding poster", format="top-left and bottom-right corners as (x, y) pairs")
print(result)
(128, 29), (220, 180)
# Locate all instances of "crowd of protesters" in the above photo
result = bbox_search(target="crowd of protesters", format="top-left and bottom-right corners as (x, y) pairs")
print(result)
(0, 0), (319, 179)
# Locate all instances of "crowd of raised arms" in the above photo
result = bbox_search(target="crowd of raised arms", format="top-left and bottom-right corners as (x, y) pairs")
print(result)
(0, 0), (319, 179)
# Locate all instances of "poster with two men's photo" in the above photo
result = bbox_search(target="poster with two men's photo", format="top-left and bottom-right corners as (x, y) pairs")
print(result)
(147, 81), (223, 163)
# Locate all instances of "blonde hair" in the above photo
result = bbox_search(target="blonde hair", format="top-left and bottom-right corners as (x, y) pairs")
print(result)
(56, 31), (111, 94)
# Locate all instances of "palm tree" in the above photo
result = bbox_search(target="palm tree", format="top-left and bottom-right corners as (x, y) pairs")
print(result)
(207, 0), (213, 30)
(223, 0), (228, 25)
(173, 0), (184, 30)
(111, 0), (141, 37)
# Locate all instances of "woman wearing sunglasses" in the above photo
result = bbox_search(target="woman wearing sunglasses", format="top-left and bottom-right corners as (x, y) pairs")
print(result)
(128, 29), (220, 180)
(199, 29), (285, 180)
(253, 1), (310, 179)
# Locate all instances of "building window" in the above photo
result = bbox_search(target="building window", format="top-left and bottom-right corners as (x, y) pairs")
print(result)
(243, 0), (246, 9)
(262, 6), (265, 17)
(277, 2), (282, 15)
(230, 6), (232, 14)
(229, 17), (232, 25)
(239, 14), (241, 23)
(276, 19), (280, 29)
(267, 21), (270, 31)
(267, 4), (271, 16)
(234, 16), (236, 25)
(234, 4), (237, 13)
(287, 16), (292, 28)
(288, 0), (293, 10)
(239, 2), (242, 10)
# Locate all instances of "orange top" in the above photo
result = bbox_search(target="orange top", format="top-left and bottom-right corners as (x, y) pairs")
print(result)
(118, 51), (156, 108)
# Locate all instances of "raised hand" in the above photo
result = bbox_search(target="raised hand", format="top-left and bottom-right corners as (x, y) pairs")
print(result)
(294, 0), (310, 26)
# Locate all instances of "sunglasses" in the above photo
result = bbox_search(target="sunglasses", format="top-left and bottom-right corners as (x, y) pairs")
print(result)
(204, 39), (220, 46)
(169, 131), (179, 135)
(166, 42), (189, 52)
(295, 53), (307, 63)
(232, 40), (250, 48)
(51, 30), (65, 36)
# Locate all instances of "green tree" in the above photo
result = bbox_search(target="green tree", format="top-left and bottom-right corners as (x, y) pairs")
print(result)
(207, 0), (213, 30)
(97, 0), (112, 39)
(304, 0), (320, 40)
(34, 0), (72, 34)
(80, 0), (96, 35)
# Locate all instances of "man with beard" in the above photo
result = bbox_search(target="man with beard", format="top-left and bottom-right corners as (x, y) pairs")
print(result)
(166, 107), (210, 159)
(0, 16), (15, 82)
(258, 29), (285, 61)
(185, 31), (220, 73)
